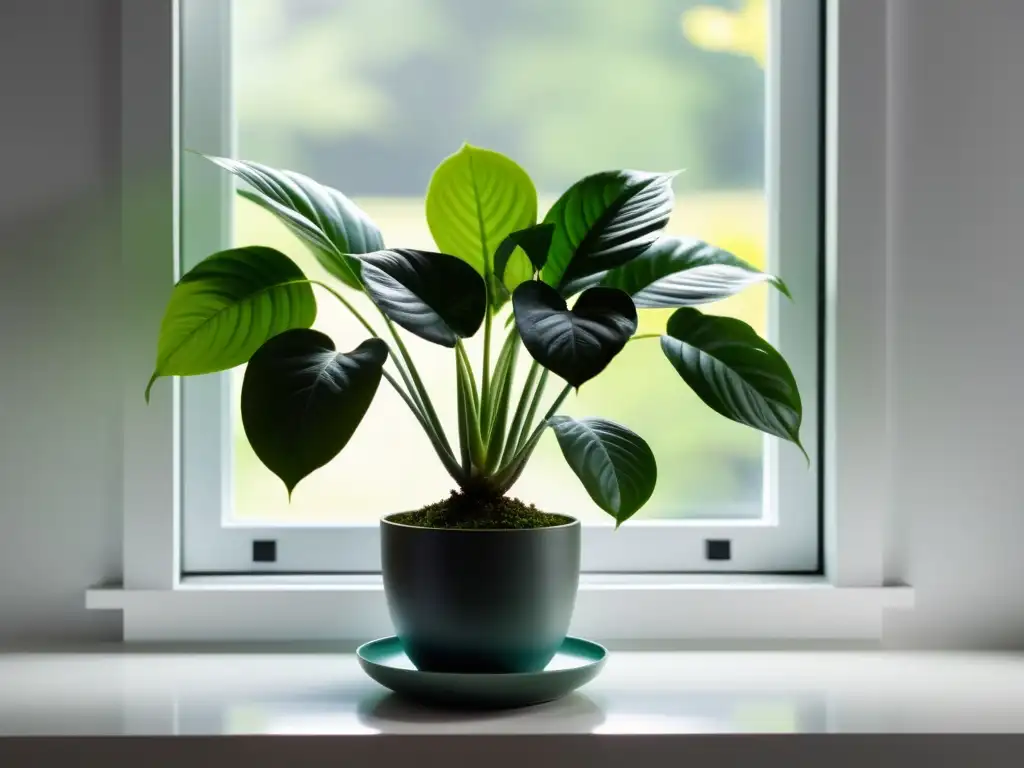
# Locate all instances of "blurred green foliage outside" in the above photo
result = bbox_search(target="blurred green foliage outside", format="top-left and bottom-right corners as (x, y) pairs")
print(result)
(227, 0), (775, 524)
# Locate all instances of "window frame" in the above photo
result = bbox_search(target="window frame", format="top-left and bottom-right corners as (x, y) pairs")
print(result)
(177, 0), (823, 575)
(112, 0), (903, 640)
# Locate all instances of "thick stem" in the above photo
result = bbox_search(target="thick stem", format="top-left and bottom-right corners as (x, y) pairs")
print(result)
(455, 341), (480, 415)
(455, 343), (486, 472)
(484, 333), (519, 473)
(514, 367), (550, 454)
(500, 360), (540, 467)
(485, 328), (519, 432)
(480, 309), (493, 431)
(495, 383), (573, 492)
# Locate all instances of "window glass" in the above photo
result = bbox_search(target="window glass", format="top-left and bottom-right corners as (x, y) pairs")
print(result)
(230, 0), (770, 524)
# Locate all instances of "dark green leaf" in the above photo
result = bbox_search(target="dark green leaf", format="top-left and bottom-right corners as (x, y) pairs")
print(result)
(425, 144), (537, 276)
(358, 249), (487, 347)
(600, 236), (790, 307)
(513, 282), (637, 389)
(661, 308), (804, 454)
(241, 330), (388, 494)
(493, 223), (555, 307)
(146, 246), (315, 401)
(548, 416), (657, 526)
(541, 170), (675, 293)
(208, 156), (383, 290)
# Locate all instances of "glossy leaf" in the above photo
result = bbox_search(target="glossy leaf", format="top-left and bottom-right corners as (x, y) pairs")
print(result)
(661, 308), (804, 454)
(241, 330), (388, 494)
(146, 246), (315, 401)
(541, 170), (675, 292)
(425, 145), (537, 301)
(208, 155), (383, 290)
(512, 281), (637, 389)
(548, 416), (657, 526)
(359, 248), (487, 347)
(493, 223), (555, 307)
(600, 236), (790, 307)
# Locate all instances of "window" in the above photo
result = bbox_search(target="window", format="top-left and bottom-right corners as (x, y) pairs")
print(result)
(179, 0), (822, 574)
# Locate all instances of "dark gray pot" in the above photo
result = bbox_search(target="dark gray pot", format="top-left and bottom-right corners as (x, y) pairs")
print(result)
(380, 513), (581, 674)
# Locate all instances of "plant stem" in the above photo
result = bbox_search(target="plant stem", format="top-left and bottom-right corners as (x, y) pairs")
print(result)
(311, 280), (460, 475)
(383, 317), (454, 457)
(515, 367), (550, 454)
(455, 341), (480, 415)
(383, 370), (464, 483)
(495, 383), (573, 492)
(500, 360), (540, 467)
(483, 332), (519, 473)
(455, 342), (486, 471)
(312, 279), (424, 412)
(485, 328), (519, 431)
(455, 360), (472, 475)
(310, 280), (378, 337)
(630, 333), (661, 341)
(480, 309), (493, 434)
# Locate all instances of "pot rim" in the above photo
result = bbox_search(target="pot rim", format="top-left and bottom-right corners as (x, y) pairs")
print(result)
(381, 511), (580, 533)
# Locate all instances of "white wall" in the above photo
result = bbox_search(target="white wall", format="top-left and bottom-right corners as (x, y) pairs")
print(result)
(1, 0), (1023, 646)
(0, 0), (122, 641)
(883, 0), (1024, 648)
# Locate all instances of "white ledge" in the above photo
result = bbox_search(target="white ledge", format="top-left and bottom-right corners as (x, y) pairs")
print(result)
(0, 648), (1021, 737)
(87, 575), (913, 643)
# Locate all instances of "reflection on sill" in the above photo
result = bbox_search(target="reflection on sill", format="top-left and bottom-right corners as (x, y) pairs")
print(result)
(224, 691), (811, 736)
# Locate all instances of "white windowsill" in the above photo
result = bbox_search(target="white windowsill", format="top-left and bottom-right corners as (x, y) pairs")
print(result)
(0, 647), (1020, 766)
(86, 575), (913, 643)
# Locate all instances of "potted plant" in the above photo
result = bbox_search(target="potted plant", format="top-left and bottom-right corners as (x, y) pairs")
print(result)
(147, 145), (803, 677)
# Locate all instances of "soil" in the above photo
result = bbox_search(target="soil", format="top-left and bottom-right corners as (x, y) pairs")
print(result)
(389, 491), (573, 530)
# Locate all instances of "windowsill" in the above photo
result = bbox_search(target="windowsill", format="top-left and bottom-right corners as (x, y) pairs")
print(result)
(0, 648), (1020, 745)
(86, 575), (913, 643)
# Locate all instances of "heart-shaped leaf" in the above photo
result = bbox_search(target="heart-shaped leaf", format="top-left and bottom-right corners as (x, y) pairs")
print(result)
(548, 416), (657, 527)
(513, 281), (637, 389)
(600, 236), (791, 307)
(208, 156), (383, 290)
(661, 308), (804, 455)
(493, 223), (555, 306)
(425, 144), (537, 305)
(541, 170), (675, 293)
(146, 246), (315, 401)
(241, 330), (388, 494)
(359, 248), (487, 347)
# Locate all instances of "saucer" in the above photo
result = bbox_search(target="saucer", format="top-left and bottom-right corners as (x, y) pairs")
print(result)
(356, 636), (607, 709)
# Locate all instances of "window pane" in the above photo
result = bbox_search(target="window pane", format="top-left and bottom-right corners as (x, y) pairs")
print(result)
(230, 0), (769, 524)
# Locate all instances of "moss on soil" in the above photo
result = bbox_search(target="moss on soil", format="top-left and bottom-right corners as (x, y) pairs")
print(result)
(389, 491), (572, 530)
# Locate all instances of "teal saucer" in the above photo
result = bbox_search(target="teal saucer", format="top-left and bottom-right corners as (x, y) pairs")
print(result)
(356, 636), (607, 709)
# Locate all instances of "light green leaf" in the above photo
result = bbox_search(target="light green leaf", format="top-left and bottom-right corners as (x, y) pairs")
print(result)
(492, 223), (555, 308)
(660, 308), (805, 456)
(425, 144), (537, 306)
(207, 155), (383, 290)
(600, 236), (790, 307)
(241, 331), (388, 495)
(146, 246), (315, 401)
(541, 170), (675, 293)
(548, 416), (657, 526)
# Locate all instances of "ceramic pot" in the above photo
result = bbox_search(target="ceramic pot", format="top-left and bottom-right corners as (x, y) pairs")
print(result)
(380, 513), (581, 673)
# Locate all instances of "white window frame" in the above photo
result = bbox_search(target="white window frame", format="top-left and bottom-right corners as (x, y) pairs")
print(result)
(181, 0), (820, 575)
(104, 0), (909, 641)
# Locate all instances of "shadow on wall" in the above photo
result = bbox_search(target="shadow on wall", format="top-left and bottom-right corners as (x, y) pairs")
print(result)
(0, 0), (124, 642)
